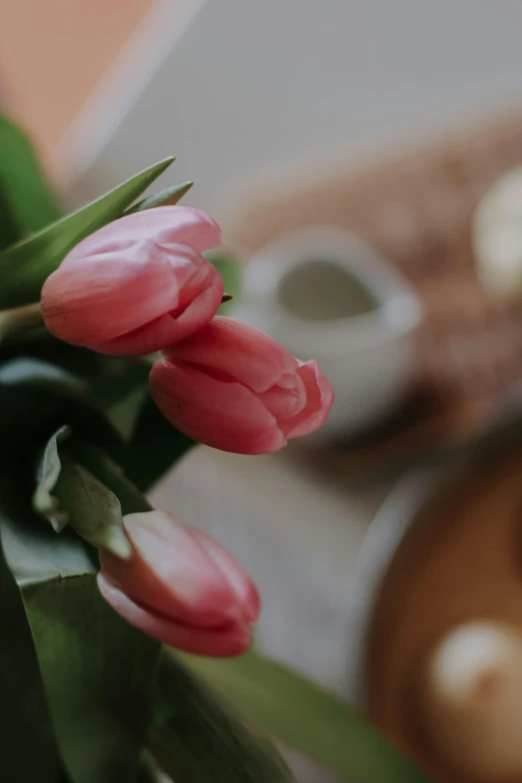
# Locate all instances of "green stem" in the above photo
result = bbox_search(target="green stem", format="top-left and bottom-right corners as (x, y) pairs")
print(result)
(0, 302), (43, 342)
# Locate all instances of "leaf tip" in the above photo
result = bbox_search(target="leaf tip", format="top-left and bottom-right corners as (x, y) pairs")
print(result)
(104, 530), (133, 560)
(154, 156), (176, 174)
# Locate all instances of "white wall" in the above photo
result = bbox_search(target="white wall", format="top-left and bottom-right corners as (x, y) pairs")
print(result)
(66, 0), (522, 218)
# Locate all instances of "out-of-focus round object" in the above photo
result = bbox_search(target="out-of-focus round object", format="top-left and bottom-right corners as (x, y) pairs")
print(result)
(419, 621), (522, 781)
(473, 167), (522, 301)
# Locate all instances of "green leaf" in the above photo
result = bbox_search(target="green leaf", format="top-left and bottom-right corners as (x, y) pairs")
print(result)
(34, 427), (132, 558)
(179, 650), (433, 783)
(150, 652), (296, 783)
(88, 357), (150, 410)
(87, 357), (151, 440)
(0, 358), (122, 467)
(124, 394), (195, 492)
(54, 462), (131, 557)
(0, 182), (22, 250)
(34, 425), (71, 532)
(0, 472), (160, 783)
(207, 251), (242, 314)
(138, 754), (164, 783)
(23, 575), (159, 783)
(0, 330), (150, 426)
(125, 181), (193, 213)
(0, 156), (175, 308)
(71, 442), (153, 516)
(0, 354), (85, 393)
(0, 327), (107, 379)
(107, 384), (150, 441)
(1, 476), (96, 585)
(0, 513), (62, 782)
(0, 114), (61, 241)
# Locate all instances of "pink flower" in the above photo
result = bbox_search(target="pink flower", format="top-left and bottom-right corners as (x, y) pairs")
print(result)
(149, 316), (334, 454)
(97, 511), (260, 656)
(41, 206), (223, 355)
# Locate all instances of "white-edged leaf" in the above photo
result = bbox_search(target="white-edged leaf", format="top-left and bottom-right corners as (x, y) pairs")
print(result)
(34, 425), (71, 532)
(33, 428), (131, 559)
(55, 461), (132, 558)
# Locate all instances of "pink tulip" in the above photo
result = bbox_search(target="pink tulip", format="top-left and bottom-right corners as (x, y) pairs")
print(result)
(149, 316), (334, 454)
(97, 511), (260, 656)
(41, 206), (223, 355)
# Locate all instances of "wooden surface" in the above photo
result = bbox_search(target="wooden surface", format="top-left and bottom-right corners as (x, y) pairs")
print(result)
(367, 441), (522, 782)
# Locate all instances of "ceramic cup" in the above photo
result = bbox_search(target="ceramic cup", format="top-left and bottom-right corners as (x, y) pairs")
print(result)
(234, 227), (423, 440)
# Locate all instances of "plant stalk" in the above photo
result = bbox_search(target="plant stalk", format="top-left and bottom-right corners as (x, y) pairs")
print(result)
(0, 302), (43, 342)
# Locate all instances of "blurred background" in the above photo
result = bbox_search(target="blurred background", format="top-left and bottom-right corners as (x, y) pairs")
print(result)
(4, 2), (522, 781)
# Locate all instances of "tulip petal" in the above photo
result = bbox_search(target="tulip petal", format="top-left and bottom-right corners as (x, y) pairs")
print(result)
(162, 316), (299, 393)
(65, 206), (221, 261)
(96, 258), (223, 355)
(41, 207), (223, 355)
(42, 240), (181, 345)
(258, 371), (307, 420)
(97, 574), (252, 657)
(190, 528), (261, 624)
(99, 512), (241, 627)
(42, 243), (223, 353)
(150, 360), (287, 454)
(151, 317), (334, 452)
(279, 360), (334, 438)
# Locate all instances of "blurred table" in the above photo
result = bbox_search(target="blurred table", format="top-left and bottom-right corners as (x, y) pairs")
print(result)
(152, 447), (390, 781)
(152, 447), (389, 691)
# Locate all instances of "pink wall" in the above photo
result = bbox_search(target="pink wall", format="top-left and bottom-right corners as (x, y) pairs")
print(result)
(0, 0), (155, 170)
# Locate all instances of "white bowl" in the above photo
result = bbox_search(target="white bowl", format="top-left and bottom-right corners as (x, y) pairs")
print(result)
(234, 227), (423, 440)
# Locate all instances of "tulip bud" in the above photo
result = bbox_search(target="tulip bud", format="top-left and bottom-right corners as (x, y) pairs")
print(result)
(97, 511), (260, 656)
(149, 316), (334, 454)
(41, 206), (223, 355)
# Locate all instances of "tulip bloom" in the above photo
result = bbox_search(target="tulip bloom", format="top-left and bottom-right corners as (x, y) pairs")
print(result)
(41, 206), (223, 355)
(97, 511), (260, 656)
(149, 316), (334, 454)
